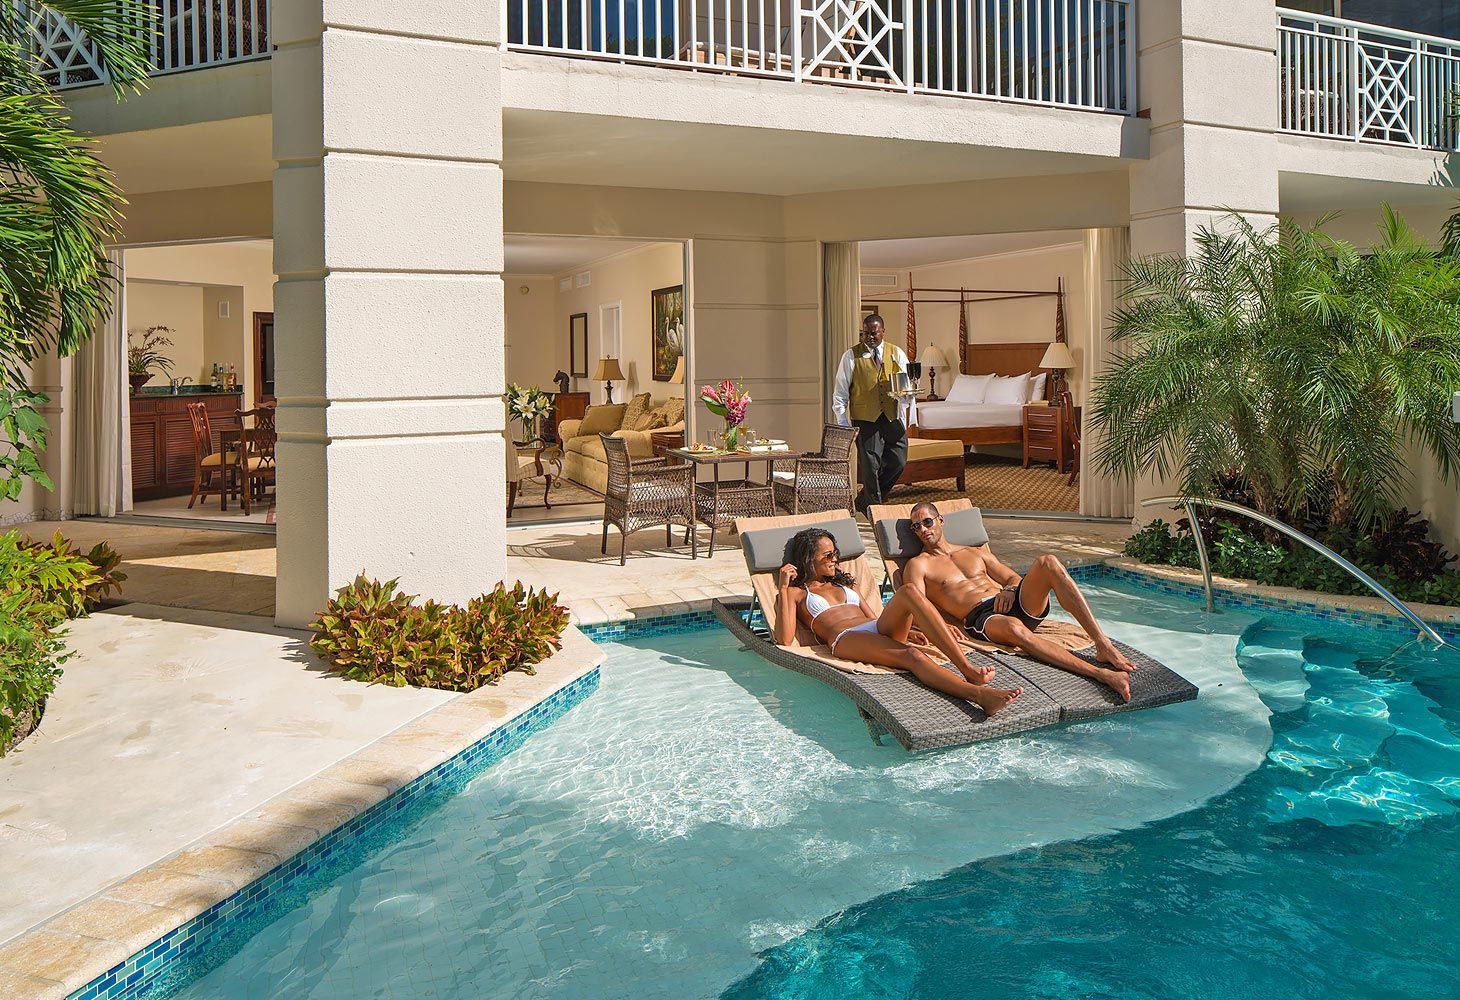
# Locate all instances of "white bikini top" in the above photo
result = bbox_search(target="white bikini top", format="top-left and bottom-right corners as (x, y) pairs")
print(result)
(805, 585), (861, 620)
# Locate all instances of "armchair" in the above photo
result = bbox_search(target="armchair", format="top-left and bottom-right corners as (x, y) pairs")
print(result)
(600, 433), (697, 565)
(772, 424), (858, 514)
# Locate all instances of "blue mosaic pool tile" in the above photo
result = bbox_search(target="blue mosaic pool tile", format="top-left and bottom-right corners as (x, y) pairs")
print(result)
(68, 666), (601, 1000)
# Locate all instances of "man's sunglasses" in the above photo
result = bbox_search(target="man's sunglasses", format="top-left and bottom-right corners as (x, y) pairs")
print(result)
(911, 516), (939, 529)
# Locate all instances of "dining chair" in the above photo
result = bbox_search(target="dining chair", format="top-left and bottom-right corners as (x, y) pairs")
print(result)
(233, 404), (277, 515)
(600, 434), (696, 565)
(772, 424), (857, 514)
(186, 402), (233, 509)
(1059, 388), (1081, 487)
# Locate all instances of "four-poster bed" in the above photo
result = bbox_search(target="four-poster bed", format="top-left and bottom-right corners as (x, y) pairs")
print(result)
(860, 282), (1069, 448)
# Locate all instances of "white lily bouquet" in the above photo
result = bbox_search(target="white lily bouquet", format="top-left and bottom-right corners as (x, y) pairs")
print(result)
(507, 383), (554, 440)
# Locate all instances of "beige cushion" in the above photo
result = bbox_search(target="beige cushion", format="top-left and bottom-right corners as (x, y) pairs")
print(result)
(640, 407), (669, 430)
(907, 437), (964, 461)
(578, 404), (626, 436)
(621, 392), (653, 431)
(656, 396), (685, 425)
(200, 453), (225, 468)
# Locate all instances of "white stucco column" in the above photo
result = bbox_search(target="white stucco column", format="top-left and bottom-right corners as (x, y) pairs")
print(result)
(1127, 0), (1281, 517)
(271, 4), (505, 626)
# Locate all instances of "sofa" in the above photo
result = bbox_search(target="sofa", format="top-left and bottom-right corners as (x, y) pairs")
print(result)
(558, 393), (686, 494)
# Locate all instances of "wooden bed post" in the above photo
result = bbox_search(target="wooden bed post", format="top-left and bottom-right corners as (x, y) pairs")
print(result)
(905, 284), (917, 360)
(1055, 278), (1067, 344)
(957, 289), (968, 375)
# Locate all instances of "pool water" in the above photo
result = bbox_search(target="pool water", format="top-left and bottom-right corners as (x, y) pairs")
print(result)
(157, 584), (1460, 999)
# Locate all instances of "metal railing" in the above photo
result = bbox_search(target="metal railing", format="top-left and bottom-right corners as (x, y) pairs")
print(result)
(1140, 496), (1447, 646)
(24, 1), (271, 90)
(507, 0), (1136, 114)
(1277, 8), (1460, 151)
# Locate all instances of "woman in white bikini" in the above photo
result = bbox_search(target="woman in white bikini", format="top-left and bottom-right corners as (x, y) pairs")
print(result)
(775, 528), (1023, 716)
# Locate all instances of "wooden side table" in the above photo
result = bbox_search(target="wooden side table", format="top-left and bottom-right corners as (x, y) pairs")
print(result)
(1022, 404), (1078, 473)
(650, 430), (685, 458)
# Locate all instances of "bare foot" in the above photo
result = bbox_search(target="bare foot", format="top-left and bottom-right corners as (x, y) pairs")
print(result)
(1094, 667), (1131, 703)
(973, 685), (1024, 717)
(1095, 641), (1137, 673)
(958, 661), (996, 685)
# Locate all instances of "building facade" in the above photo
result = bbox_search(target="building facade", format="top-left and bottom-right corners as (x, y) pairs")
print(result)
(9, 0), (1460, 623)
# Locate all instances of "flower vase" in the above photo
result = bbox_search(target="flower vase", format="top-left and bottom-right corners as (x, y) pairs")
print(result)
(723, 424), (740, 452)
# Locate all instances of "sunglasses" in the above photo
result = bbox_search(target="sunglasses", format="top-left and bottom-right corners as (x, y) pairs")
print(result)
(911, 516), (939, 529)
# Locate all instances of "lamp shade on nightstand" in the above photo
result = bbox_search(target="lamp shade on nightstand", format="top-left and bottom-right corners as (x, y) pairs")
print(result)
(1039, 342), (1075, 371)
(918, 345), (950, 371)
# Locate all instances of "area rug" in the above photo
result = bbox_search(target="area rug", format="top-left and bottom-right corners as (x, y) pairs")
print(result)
(511, 478), (603, 516)
(889, 458), (1079, 513)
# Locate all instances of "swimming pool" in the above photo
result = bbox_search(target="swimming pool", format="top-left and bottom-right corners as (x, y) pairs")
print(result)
(129, 579), (1458, 999)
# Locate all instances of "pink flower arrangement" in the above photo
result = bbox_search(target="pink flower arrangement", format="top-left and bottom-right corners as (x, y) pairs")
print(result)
(700, 379), (752, 427)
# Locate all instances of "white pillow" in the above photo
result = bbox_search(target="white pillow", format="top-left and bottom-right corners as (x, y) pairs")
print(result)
(984, 373), (1031, 406)
(944, 373), (994, 404)
(1028, 372), (1049, 402)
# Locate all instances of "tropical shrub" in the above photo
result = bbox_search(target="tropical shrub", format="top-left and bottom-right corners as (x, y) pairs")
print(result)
(1124, 512), (1460, 608)
(1094, 210), (1460, 531)
(308, 576), (569, 691)
(17, 531), (127, 615)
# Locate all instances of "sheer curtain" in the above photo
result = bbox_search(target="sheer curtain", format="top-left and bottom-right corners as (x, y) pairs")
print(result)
(1079, 228), (1133, 519)
(73, 250), (130, 516)
(822, 242), (861, 421)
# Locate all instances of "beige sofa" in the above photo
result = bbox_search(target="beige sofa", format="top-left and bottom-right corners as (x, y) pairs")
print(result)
(558, 397), (686, 494)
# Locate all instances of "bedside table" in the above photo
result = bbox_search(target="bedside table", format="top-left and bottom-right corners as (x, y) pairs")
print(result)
(1022, 404), (1077, 473)
(651, 430), (685, 458)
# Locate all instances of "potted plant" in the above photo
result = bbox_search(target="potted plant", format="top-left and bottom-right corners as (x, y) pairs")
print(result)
(506, 383), (554, 442)
(700, 379), (752, 451)
(127, 326), (175, 392)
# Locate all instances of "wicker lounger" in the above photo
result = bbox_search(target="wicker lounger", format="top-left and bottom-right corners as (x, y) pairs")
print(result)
(868, 501), (1199, 723)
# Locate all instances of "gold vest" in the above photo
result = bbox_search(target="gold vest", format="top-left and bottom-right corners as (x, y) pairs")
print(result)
(848, 343), (900, 422)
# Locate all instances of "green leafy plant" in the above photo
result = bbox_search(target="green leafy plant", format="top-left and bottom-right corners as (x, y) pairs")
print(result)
(1095, 210), (1460, 532)
(17, 531), (127, 614)
(0, 387), (51, 500)
(307, 576), (568, 691)
(126, 325), (175, 380)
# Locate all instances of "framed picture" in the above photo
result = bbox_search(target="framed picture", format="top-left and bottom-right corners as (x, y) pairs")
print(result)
(651, 284), (684, 382)
(569, 313), (588, 379)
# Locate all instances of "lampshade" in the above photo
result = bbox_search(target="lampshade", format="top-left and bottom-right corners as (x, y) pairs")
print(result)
(1039, 342), (1076, 371)
(593, 357), (626, 382)
(919, 345), (950, 369)
(670, 356), (684, 385)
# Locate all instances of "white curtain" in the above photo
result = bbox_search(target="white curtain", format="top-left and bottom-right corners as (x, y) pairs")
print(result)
(822, 242), (861, 422)
(73, 250), (130, 516)
(1079, 228), (1134, 519)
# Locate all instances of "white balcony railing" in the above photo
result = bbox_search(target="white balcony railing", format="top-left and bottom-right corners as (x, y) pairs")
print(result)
(27, 1), (271, 90)
(506, 0), (1136, 114)
(1278, 8), (1460, 151)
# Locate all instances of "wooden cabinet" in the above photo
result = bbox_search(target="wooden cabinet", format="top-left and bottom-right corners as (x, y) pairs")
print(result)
(548, 391), (590, 443)
(1022, 404), (1079, 474)
(129, 392), (244, 500)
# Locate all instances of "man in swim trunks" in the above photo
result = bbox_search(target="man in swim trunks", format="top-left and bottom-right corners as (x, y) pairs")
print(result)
(901, 501), (1137, 702)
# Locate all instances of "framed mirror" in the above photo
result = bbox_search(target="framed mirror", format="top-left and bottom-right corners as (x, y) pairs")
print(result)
(569, 313), (589, 379)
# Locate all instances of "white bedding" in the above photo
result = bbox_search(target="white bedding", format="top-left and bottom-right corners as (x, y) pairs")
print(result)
(914, 401), (1024, 430)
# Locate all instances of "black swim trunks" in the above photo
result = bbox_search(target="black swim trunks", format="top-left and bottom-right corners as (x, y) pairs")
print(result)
(963, 582), (1049, 641)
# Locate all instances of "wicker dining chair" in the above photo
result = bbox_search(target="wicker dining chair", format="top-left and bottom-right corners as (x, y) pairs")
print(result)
(600, 433), (697, 566)
(771, 424), (858, 514)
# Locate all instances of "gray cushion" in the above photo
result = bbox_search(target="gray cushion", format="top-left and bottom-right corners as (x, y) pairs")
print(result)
(876, 507), (989, 560)
(740, 517), (865, 573)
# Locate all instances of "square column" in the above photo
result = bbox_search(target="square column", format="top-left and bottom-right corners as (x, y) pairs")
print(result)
(272, 5), (506, 625)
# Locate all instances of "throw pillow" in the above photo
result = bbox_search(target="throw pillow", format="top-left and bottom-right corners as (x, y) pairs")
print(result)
(578, 403), (627, 436)
(984, 374), (1031, 406)
(642, 409), (669, 430)
(659, 395), (685, 425)
(622, 392), (653, 431)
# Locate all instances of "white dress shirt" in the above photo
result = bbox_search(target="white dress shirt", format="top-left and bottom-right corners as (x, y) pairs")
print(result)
(831, 342), (917, 426)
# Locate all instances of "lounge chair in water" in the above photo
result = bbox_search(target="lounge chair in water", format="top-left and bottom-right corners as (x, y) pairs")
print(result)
(712, 509), (1197, 751)
(867, 500), (1198, 723)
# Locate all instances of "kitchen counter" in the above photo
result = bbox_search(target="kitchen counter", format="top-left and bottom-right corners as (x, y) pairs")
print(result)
(130, 390), (243, 501)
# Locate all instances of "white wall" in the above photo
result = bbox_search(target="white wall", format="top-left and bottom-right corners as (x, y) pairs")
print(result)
(126, 282), (206, 387)
(504, 275), (561, 390)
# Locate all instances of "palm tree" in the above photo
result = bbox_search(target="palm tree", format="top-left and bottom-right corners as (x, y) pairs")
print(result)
(1092, 210), (1460, 531)
(0, 2), (153, 498)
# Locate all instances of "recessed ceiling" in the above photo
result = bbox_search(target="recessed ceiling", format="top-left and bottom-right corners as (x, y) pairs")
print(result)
(505, 110), (1125, 197)
(505, 235), (669, 274)
(860, 230), (1085, 270)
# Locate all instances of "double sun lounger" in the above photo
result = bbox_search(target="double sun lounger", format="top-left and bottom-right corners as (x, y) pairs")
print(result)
(710, 500), (1198, 751)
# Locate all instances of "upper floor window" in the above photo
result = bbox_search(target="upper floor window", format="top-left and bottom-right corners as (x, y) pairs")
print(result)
(1282, 1), (1460, 39)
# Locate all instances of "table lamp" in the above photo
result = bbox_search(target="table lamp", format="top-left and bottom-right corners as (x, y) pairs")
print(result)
(670, 356), (684, 385)
(1038, 342), (1076, 403)
(593, 357), (626, 404)
(919, 345), (951, 400)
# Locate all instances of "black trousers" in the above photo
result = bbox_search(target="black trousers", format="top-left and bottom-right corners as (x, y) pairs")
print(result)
(851, 414), (907, 508)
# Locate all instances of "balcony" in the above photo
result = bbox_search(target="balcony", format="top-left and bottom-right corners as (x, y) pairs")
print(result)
(505, 0), (1136, 114)
(28, 1), (271, 90)
(1278, 8), (1460, 151)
